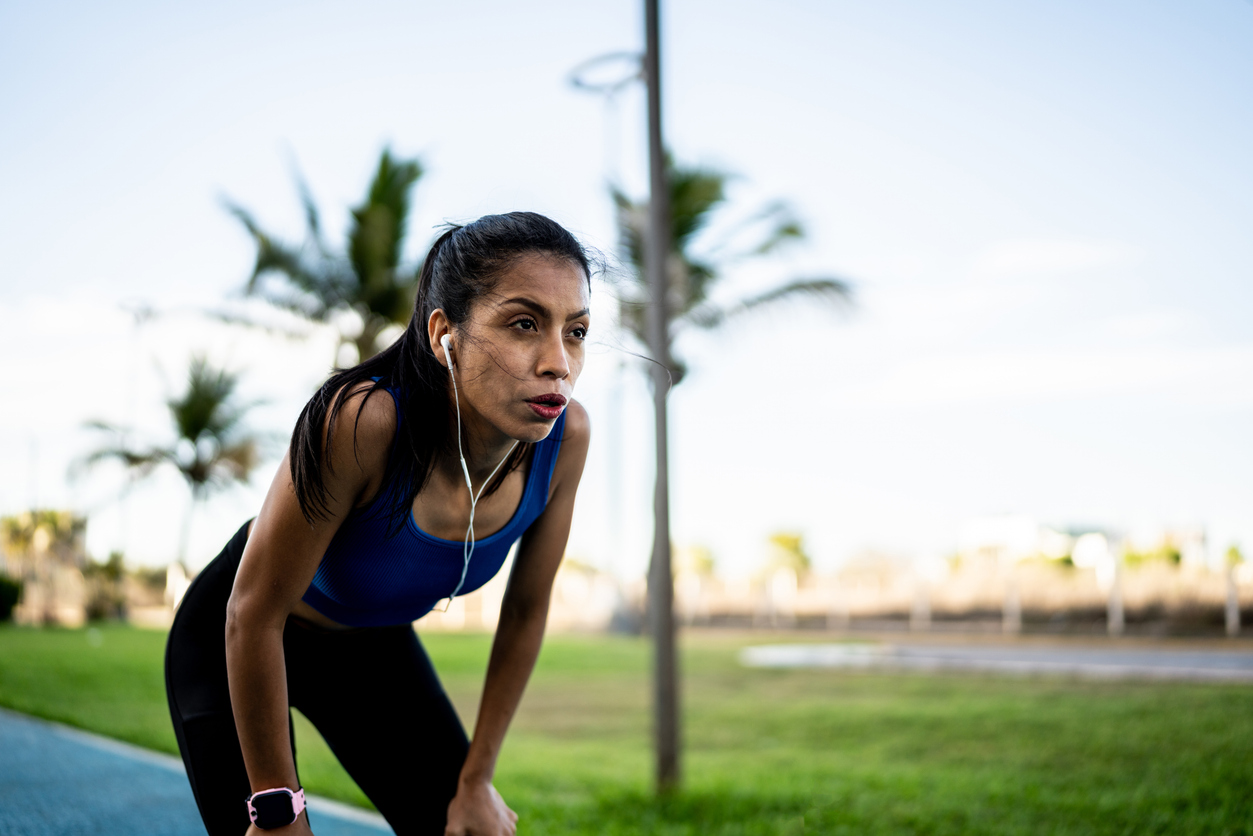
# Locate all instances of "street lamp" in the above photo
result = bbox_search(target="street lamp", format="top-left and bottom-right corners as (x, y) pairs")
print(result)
(567, 0), (679, 792)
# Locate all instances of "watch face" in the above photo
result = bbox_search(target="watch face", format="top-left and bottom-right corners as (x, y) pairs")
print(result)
(251, 790), (296, 829)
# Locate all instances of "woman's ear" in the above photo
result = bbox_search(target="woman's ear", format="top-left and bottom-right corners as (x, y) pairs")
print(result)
(427, 309), (452, 370)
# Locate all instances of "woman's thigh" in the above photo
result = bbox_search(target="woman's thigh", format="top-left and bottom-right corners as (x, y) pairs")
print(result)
(286, 622), (469, 836)
(165, 520), (270, 836)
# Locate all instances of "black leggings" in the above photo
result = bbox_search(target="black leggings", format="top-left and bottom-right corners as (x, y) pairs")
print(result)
(165, 521), (469, 835)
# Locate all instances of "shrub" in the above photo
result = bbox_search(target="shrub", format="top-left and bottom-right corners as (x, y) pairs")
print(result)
(0, 575), (22, 621)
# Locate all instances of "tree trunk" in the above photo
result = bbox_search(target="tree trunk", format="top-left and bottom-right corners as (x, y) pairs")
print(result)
(1002, 563), (1021, 635)
(911, 577), (931, 632)
(355, 315), (387, 363)
(1227, 565), (1241, 637)
(644, 0), (679, 795)
(178, 491), (198, 569)
(1108, 559), (1124, 636)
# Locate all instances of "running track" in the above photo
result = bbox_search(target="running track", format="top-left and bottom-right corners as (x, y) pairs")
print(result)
(0, 707), (392, 836)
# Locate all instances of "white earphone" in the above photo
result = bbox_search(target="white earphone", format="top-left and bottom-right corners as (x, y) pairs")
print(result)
(440, 333), (454, 368)
(439, 332), (518, 609)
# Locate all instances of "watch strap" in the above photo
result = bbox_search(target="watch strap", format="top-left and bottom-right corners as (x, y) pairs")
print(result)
(246, 786), (306, 829)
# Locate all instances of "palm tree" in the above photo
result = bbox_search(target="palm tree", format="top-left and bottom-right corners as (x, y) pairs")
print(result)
(615, 151), (851, 793)
(612, 155), (852, 381)
(82, 356), (262, 565)
(225, 149), (424, 363)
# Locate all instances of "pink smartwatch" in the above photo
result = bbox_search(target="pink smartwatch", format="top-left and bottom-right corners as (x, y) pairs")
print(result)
(246, 786), (306, 829)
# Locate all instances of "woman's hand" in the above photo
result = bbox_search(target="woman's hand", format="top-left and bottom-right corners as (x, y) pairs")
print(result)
(444, 779), (517, 836)
(245, 812), (313, 836)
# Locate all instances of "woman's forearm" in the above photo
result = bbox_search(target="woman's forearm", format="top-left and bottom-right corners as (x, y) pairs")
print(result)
(459, 601), (550, 785)
(225, 610), (301, 792)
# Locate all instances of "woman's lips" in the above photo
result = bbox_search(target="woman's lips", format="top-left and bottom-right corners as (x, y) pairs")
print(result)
(526, 394), (566, 419)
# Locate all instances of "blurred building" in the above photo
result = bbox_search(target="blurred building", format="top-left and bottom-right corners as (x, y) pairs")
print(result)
(418, 552), (633, 633)
(1, 510), (89, 626)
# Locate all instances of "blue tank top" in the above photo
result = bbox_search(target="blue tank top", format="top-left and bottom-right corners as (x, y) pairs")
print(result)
(301, 395), (567, 628)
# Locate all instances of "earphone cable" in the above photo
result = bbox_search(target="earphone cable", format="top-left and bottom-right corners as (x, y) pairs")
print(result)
(441, 349), (518, 611)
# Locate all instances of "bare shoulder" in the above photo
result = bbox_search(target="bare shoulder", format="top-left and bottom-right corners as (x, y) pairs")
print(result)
(325, 380), (398, 483)
(551, 399), (590, 492)
(561, 398), (591, 446)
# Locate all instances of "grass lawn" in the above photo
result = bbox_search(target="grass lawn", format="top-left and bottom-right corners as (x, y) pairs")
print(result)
(1, 623), (1251, 834)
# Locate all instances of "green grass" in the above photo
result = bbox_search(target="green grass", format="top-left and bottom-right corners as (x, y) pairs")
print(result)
(1, 624), (1251, 834)
(0, 623), (175, 752)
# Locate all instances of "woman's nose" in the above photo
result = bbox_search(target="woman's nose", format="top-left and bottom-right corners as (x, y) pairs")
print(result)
(538, 334), (570, 378)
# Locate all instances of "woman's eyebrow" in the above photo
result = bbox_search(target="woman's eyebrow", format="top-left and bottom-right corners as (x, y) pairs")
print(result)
(501, 296), (549, 318)
(501, 296), (590, 321)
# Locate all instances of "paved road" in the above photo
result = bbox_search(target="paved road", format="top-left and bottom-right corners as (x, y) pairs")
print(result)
(741, 642), (1253, 681)
(0, 708), (393, 836)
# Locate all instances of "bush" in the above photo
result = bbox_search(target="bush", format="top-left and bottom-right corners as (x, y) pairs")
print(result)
(0, 575), (22, 621)
(83, 553), (127, 621)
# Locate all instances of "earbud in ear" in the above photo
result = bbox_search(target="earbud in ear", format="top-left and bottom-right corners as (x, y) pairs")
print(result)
(440, 334), (453, 369)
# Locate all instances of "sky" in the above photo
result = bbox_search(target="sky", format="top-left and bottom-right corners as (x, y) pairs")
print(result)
(2, 0), (1251, 577)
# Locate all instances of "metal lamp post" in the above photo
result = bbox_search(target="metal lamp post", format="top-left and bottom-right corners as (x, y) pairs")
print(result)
(644, 0), (679, 793)
(568, 0), (679, 793)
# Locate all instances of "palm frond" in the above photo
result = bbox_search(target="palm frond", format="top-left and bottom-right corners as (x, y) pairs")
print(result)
(612, 158), (737, 319)
(611, 185), (646, 286)
(294, 169), (328, 257)
(214, 439), (260, 482)
(226, 149), (424, 362)
(349, 148), (424, 304)
(73, 421), (166, 482)
(203, 308), (315, 340)
(668, 160), (728, 251)
(77, 357), (263, 509)
(224, 199), (355, 319)
(682, 259), (718, 312)
(698, 201), (805, 263)
(747, 203), (804, 257)
(76, 445), (170, 481)
(231, 286), (332, 323)
(616, 298), (647, 347)
(166, 356), (258, 446)
(224, 201), (323, 293)
(612, 155), (856, 387)
(83, 419), (123, 434)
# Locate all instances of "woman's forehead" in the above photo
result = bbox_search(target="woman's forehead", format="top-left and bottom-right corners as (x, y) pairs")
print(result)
(488, 254), (590, 313)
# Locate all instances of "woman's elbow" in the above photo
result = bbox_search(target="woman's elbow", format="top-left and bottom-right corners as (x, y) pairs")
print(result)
(225, 591), (279, 647)
(224, 594), (249, 649)
(499, 590), (551, 628)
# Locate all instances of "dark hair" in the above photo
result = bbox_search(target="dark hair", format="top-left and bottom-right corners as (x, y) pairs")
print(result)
(289, 211), (592, 530)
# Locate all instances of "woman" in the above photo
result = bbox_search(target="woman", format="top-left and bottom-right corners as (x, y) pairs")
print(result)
(165, 212), (593, 836)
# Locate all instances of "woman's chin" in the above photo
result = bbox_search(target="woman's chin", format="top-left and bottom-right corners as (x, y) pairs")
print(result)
(514, 423), (557, 444)
(504, 413), (561, 443)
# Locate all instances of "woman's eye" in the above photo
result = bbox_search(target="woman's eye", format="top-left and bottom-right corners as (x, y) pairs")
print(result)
(569, 327), (588, 341)
(513, 318), (538, 332)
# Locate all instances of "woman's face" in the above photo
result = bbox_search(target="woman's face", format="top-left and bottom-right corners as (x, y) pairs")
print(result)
(441, 253), (591, 445)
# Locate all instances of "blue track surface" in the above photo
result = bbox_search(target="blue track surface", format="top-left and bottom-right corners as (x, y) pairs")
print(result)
(0, 708), (392, 836)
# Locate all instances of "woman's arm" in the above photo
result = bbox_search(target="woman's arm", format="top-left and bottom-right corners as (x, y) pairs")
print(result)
(444, 402), (591, 836)
(225, 386), (393, 835)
